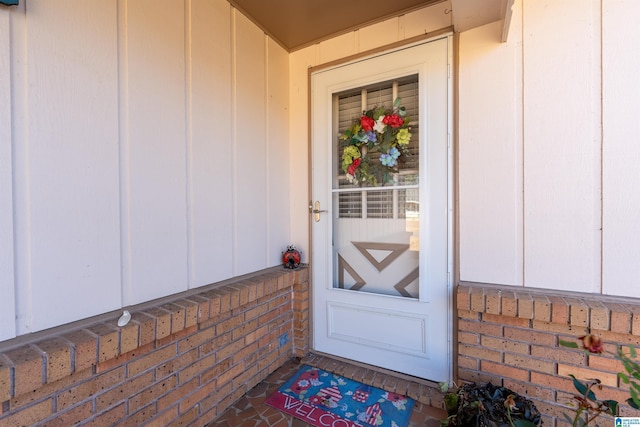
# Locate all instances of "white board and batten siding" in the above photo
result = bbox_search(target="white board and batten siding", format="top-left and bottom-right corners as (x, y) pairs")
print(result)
(458, 0), (640, 298)
(0, 0), (290, 341)
(602, 0), (640, 297)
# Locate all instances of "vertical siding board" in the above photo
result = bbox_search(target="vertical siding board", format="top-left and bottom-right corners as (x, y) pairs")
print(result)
(25, 0), (121, 331)
(125, 0), (188, 304)
(602, 0), (640, 298)
(234, 12), (267, 275)
(189, 0), (233, 286)
(522, 0), (601, 291)
(0, 9), (16, 341)
(266, 39), (290, 265)
(458, 13), (523, 285)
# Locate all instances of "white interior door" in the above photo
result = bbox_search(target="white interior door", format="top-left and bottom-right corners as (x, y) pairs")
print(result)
(311, 37), (452, 382)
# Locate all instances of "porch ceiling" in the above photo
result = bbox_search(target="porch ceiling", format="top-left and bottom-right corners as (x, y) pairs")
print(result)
(228, 0), (513, 52)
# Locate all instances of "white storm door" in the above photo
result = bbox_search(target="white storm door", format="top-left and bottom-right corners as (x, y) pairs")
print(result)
(311, 37), (452, 382)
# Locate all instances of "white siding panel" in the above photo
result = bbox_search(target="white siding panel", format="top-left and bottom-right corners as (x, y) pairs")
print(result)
(189, 0), (233, 287)
(458, 17), (523, 285)
(602, 0), (640, 297)
(289, 47), (317, 264)
(25, 0), (121, 331)
(319, 32), (356, 65)
(523, 0), (601, 292)
(267, 39), (291, 265)
(401, 1), (452, 39)
(125, 0), (188, 304)
(234, 12), (267, 275)
(358, 18), (399, 52)
(0, 9), (16, 340)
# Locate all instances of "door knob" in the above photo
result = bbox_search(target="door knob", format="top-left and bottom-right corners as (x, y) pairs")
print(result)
(310, 201), (327, 222)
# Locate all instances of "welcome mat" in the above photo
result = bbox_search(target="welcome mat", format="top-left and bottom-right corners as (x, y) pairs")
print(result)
(265, 365), (414, 427)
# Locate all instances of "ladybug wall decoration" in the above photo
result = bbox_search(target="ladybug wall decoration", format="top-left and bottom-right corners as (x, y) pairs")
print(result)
(282, 245), (301, 269)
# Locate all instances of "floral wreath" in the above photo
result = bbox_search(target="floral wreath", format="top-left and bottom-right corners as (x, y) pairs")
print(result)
(340, 97), (412, 186)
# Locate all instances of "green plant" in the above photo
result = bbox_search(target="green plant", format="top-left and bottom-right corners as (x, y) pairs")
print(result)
(559, 335), (640, 427)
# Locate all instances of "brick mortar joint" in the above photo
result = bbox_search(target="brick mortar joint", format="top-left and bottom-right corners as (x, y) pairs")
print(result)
(458, 283), (640, 333)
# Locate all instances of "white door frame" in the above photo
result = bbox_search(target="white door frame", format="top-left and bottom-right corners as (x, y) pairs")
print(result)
(309, 35), (454, 383)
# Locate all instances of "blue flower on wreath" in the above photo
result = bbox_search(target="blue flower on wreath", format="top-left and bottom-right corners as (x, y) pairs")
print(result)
(365, 131), (377, 143)
(380, 147), (401, 167)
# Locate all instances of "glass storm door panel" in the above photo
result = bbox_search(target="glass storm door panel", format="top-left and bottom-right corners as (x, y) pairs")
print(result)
(311, 37), (452, 382)
(333, 76), (421, 298)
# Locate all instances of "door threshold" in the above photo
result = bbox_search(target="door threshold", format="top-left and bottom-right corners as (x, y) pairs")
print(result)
(302, 351), (444, 406)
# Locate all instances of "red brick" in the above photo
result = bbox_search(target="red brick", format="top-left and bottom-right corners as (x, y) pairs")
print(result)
(86, 323), (120, 363)
(127, 345), (176, 377)
(557, 364), (617, 387)
(156, 348), (198, 379)
(36, 338), (72, 383)
(501, 291), (517, 317)
(173, 299), (199, 329)
(458, 331), (479, 345)
(481, 360), (529, 382)
(549, 296), (570, 324)
(588, 354), (624, 374)
(157, 377), (198, 412)
(232, 319), (259, 341)
(5, 345), (44, 397)
(485, 289), (501, 315)
(458, 318), (503, 337)
(187, 295), (211, 323)
(44, 401), (93, 427)
(456, 286), (471, 311)
(531, 345), (585, 365)
(504, 353), (555, 374)
(5, 398), (52, 426)
(118, 403), (156, 426)
(566, 298), (589, 327)
(129, 374), (177, 412)
(57, 367), (126, 410)
(177, 328), (215, 354)
(131, 312), (157, 346)
(504, 327), (555, 346)
(588, 301), (610, 331)
(0, 354), (11, 401)
(608, 303), (631, 334)
(458, 344), (501, 362)
(533, 296), (551, 322)
(482, 312), (530, 328)
(160, 303), (186, 334)
(469, 287), (485, 313)
(119, 321), (140, 355)
(502, 379), (554, 401)
(96, 371), (154, 411)
(517, 294), (534, 319)
(178, 379), (218, 414)
(481, 336), (529, 354)
(81, 402), (126, 427)
(144, 307), (172, 340)
(530, 371), (574, 394)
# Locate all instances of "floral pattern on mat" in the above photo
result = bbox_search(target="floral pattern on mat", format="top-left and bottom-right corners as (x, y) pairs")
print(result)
(265, 365), (414, 427)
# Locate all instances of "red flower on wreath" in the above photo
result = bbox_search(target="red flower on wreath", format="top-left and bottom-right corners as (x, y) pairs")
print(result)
(360, 116), (375, 132)
(382, 114), (404, 128)
(348, 158), (361, 175)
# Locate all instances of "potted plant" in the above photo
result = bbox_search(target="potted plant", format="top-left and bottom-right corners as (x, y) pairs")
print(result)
(442, 382), (542, 427)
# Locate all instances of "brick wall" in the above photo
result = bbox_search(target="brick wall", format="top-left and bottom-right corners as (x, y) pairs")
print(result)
(457, 283), (640, 426)
(0, 267), (309, 426)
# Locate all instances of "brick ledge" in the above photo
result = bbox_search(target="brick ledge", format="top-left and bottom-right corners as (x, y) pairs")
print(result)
(0, 267), (308, 402)
(457, 282), (640, 335)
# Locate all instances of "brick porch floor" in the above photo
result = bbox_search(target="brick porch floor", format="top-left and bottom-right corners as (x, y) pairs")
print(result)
(210, 354), (447, 426)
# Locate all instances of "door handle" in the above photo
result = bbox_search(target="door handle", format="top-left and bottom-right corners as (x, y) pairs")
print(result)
(310, 201), (327, 222)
